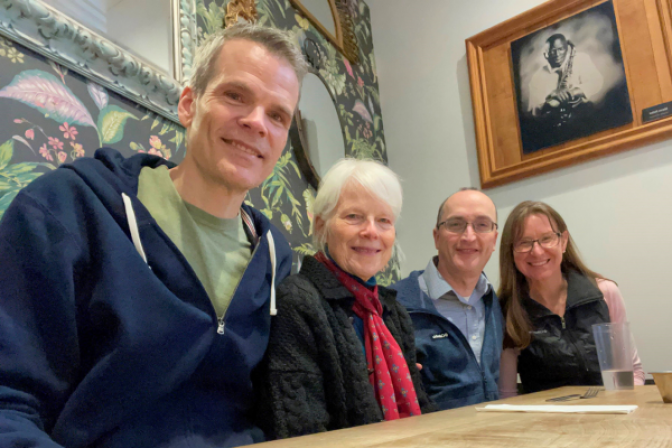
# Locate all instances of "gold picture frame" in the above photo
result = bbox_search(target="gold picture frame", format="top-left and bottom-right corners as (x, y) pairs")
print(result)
(467, 0), (672, 188)
(289, 0), (359, 64)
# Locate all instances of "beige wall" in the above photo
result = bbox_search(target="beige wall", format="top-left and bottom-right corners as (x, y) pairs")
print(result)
(369, 0), (672, 374)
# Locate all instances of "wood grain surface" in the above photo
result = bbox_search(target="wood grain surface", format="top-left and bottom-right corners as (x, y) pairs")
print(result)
(257, 386), (672, 448)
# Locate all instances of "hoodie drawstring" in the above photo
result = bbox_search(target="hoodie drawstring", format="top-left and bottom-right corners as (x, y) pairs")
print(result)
(267, 230), (277, 316)
(122, 193), (149, 265)
(122, 193), (278, 317)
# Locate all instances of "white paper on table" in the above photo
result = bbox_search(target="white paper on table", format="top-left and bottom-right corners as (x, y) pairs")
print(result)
(476, 404), (638, 414)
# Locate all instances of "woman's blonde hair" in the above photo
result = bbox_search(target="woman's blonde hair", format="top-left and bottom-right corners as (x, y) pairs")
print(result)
(498, 201), (603, 349)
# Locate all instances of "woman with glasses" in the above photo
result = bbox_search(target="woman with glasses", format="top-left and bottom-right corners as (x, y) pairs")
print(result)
(498, 201), (644, 397)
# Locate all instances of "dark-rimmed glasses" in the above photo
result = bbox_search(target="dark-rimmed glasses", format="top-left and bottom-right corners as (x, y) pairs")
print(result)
(437, 218), (497, 234)
(514, 232), (561, 253)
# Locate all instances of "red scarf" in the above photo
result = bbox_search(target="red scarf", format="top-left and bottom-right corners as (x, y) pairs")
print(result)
(315, 252), (421, 420)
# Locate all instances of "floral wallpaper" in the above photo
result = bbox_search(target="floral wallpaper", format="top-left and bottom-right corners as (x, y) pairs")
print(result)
(0, 36), (184, 220)
(0, 0), (399, 284)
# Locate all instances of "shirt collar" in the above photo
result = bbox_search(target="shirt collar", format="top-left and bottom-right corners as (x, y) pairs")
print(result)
(420, 256), (492, 301)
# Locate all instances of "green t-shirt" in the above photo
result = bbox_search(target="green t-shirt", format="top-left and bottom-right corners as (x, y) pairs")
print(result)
(137, 165), (252, 318)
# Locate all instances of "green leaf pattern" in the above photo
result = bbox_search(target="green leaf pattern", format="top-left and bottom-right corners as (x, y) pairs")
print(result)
(97, 106), (139, 144)
(0, 140), (48, 220)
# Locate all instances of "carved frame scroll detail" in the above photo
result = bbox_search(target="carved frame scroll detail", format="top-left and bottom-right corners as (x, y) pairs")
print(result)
(0, 0), (198, 123)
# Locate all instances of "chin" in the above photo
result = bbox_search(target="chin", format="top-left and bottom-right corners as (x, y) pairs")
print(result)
(214, 168), (259, 191)
(357, 266), (380, 280)
(525, 270), (554, 282)
(355, 265), (383, 281)
(456, 259), (482, 272)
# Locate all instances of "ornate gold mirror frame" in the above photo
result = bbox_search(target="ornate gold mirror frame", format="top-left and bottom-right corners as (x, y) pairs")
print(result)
(224, 0), (258, 26)
(288, 0), (359, 63)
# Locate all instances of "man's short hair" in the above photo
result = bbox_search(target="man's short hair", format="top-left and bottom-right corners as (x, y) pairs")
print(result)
(546, 33), (567, 48)
(189, 23), (309, 97)
(436, 187), (497, 228)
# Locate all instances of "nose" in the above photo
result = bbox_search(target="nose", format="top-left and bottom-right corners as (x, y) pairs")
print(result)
(239, 106), (268, 137)
(359, 218), (380, 239)
(460, 223), (477, 241)
(530, 240), (545, 255)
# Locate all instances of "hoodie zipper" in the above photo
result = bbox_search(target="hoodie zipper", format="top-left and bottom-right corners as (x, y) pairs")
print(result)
(216, 240), (262, 335)
(122, 195), (265, 336)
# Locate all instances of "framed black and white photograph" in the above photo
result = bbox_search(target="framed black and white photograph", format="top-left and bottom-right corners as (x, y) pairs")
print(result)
(511, 1), (632, 154)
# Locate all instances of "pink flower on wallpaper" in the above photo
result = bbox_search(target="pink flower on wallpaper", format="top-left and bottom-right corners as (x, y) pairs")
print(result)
(148, 147), (163, 157)
(149, 135), (162, 149)
(39, 144), (53, 162)
(25, 128), (34, 140)
(13, 119), (23, 124)
(343, 57), (354, 78)
(59, 122), (78, 140)
(357, 76), (364, 88)
(48, 137), (64, 150)
(57, 151), (67, 163)
(71, 142), (85, 158)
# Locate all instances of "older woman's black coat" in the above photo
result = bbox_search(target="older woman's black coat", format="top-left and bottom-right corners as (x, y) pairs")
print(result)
(255, 256), (436, 440)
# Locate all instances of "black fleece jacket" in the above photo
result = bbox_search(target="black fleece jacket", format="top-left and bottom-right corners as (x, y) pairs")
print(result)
(255, 256), (436, 440)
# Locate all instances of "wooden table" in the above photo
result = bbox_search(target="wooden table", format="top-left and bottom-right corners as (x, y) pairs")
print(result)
(256, 386), (672, 447)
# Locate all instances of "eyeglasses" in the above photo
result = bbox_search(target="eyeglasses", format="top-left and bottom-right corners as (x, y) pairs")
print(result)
(437, 218), (497, 234)
(513, 232), (561, 253)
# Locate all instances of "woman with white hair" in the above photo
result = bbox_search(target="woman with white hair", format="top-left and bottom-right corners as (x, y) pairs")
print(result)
(256, 158), (434, 440)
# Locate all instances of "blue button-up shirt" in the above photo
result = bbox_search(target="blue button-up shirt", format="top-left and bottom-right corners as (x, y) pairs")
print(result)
(418, 257), (491, 364)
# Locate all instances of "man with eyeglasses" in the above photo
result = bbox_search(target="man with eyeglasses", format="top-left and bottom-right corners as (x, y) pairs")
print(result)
(391, 188), (504, 410)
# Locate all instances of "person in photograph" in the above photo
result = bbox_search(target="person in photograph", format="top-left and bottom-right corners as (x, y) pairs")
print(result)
(497, 201), (644, 397)
(527, 33), (604, 126)
(256, 158), (435, 440)
(0, 24), (307, 448)
(391, 188), (504, 410)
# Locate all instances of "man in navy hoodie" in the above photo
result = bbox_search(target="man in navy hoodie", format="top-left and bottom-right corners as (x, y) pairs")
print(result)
(391, 188), (504, 410)
(0, 24), (306, 448)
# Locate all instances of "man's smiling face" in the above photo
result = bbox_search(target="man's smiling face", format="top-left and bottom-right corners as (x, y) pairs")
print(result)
(433, 190), (498, 280)
(178, 38), (300, 194)
(547, 37), (568, 68)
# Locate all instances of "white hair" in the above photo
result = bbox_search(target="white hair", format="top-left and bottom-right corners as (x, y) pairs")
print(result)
(312, 158), (403, 253)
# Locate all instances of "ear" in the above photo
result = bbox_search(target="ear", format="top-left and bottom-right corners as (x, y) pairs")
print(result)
(491, 229), (499, 253)
(433, 226), (440, 250)
(315, 215), (326, 242)
(178, 86), (197, 129)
